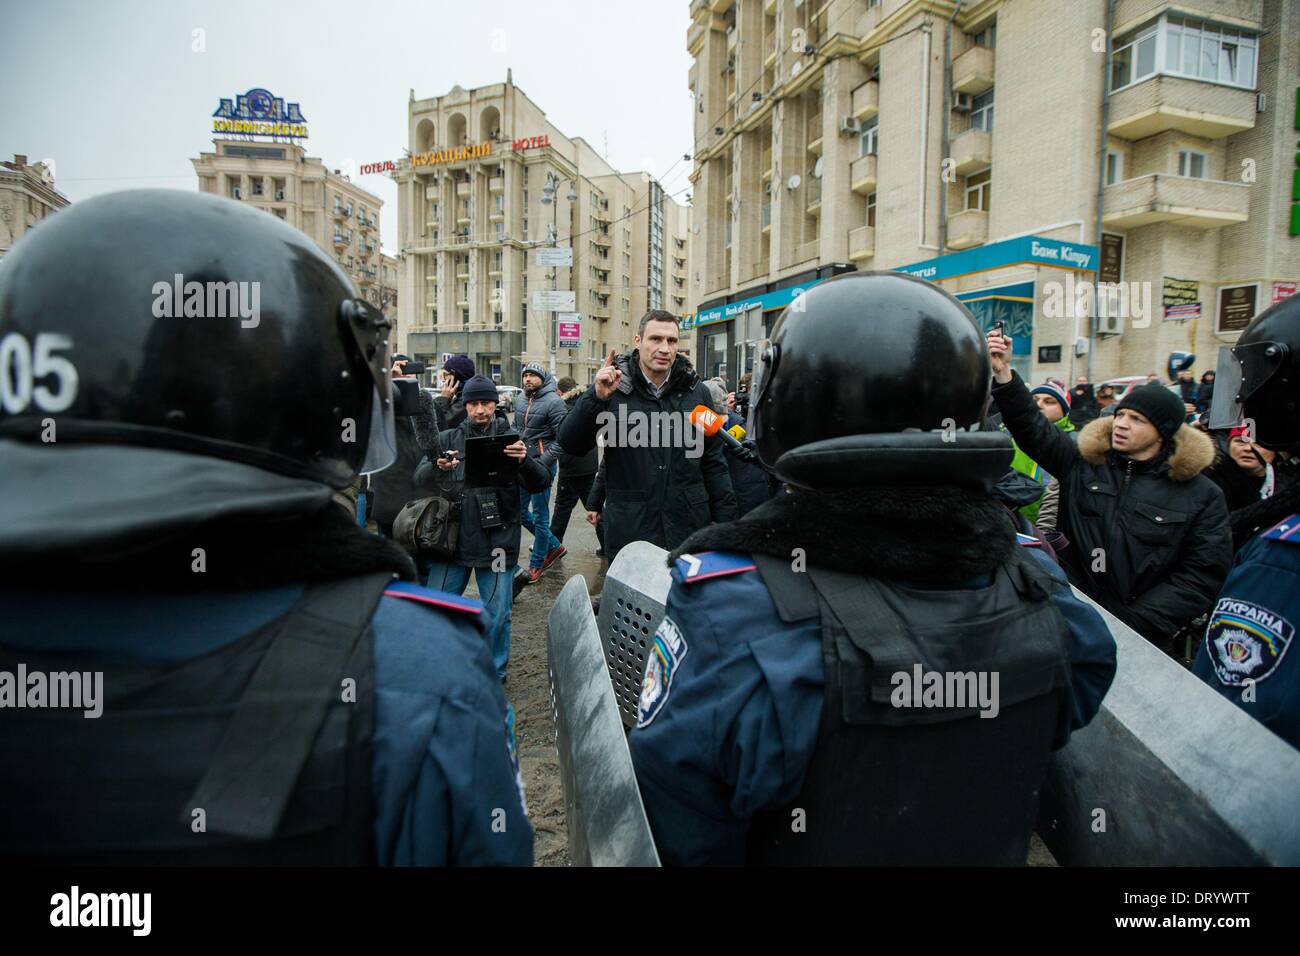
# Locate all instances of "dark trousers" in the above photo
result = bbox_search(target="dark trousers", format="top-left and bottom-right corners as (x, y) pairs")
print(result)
(552, 473), (602, 547)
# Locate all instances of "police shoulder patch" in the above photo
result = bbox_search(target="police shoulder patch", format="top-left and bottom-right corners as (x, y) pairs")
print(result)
(637, 614), (688, 729)
(383, 582), (484, 615)
(673, 551), (757, 584)
(1016, 532), (1042, 548)
(1204, 596), (1295, 687)
(1262, 514), (1300, 545)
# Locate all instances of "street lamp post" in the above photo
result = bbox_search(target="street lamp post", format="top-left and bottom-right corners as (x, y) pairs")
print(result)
(540, 171), (577, 378)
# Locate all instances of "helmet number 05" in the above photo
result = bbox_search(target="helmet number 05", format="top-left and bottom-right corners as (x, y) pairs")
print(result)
(0, 333), (80, 414)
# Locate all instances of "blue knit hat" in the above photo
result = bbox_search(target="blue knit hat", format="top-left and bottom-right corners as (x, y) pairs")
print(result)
(521, 361), (547, 380)
(444, 354), (475, 382)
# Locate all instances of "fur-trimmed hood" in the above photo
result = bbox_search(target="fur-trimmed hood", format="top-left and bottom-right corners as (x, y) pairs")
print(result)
(1076, 416), (1216, 482)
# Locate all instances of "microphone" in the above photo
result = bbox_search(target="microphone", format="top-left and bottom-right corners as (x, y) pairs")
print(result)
(690, 404), (757, 461)
(727, 422), (746, 441)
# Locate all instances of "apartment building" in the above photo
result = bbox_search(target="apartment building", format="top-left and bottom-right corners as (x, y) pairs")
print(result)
(393, 73), (691, 386)
(687, 0), (1299, 385)
(192, 140), (393, 316)
(0, 154), (70, 260)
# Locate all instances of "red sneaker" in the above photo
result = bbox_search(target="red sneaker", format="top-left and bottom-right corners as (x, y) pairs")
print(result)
(525, 567), (545, 585)
(542, 545), (567, 570)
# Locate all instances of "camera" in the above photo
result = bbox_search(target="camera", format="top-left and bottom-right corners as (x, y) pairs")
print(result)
(400, 359), (426, 376)
(393, 378), (422, 416)
(476, 490), (503, 529)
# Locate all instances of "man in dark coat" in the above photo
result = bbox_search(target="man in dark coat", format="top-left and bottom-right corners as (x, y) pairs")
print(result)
(551, 376), (602, 548)
(559, 310), (737, 559)
(416, 375), (550, 681)
(989, 330), (1232, 652)
(515, 361), (569, 580)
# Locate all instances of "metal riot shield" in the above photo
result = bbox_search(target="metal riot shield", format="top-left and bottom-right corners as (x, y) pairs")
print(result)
(547, 574), (660, 867)
(597, 541), (674, 728)
(1038, 586), (1300, 865)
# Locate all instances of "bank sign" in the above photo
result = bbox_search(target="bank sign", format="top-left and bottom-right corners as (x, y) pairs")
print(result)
(212, 88), (308, 139)
(896, 236), (1098, 283)
(694, 281), (827, 327)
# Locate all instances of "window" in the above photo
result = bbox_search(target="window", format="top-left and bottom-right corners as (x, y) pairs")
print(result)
(1111, 15), (1257, 92)
(866, 192), (877, 228)
(860, 116), (878, 156)
(1106, 150), (1123, 185)
(495, 223), (504, 237)
(970, 89), (994, 131)
(965, 170), (991, 211)
(462, 309), (469, 326)
(1178, 150), (1207, 178)
(972, 24), (996, 48)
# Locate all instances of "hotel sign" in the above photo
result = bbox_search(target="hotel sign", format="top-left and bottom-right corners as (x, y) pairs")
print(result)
(413, 142), (493, 167)
(212, 88), (307, 139)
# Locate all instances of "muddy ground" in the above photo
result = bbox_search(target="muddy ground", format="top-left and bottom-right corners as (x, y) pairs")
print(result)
(462, 511), (606, 867)
(466, 510), (1056, 867)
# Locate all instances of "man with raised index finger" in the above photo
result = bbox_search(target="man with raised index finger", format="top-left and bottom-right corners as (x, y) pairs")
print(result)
(558, 311), (737, 560)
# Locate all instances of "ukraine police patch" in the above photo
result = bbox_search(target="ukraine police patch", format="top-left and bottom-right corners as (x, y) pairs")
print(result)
(637, 615), (688, 728)
(1205, 596), (1294, 686)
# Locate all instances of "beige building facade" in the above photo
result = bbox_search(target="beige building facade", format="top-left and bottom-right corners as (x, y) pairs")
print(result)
(192, 140), (395, 322)
(687, 0), (1299, 386)
(393, 74), (691, 386)
(0, 154), (70, 260)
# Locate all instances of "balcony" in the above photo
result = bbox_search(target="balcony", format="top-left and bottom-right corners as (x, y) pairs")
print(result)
(1108, 75), (1257, 140)
(793, 239), (819, 265)
(332, 231), (350, 246)
(850, 153), (878, 194)
(687, 20), (705, 55)
(852, 79), (879, 121)
(489, 263), (503, 277)
(332, 205), (346, 219)
(848, 225), (875, 262)
(456, 212), (471, 226)
(456, 268), (470, 280)
(951, 129), (992, 175)
(946, 209), (988, 249)
(456, 181), (471, 197)
(489, 175), (505, 192)
(594, 232), (612, 247)
(1102, 174), (1250, 229)
(806, 176), (822, 215)
(953, 45), (995, 96)
(807, 113), (824, 154)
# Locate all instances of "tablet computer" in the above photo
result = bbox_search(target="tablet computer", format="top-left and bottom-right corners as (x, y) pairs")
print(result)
(464, 433), (522, 487)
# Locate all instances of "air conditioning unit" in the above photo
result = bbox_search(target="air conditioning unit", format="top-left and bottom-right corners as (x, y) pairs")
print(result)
(953, 92), (973, 112)
(275, 189), (285, 200)
(1095, 311), (1124, 336)
(839, 116), (861, 135)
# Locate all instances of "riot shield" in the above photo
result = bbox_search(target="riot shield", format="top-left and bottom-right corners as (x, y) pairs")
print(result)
(1038, 588), (1300, 866)
(597, 541), (673, 728)
(547, 574), (660, 867)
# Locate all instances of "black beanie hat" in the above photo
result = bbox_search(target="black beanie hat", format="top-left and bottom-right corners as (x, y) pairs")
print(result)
(1116, 383), (1186, 441)
(460, 375), (500, 404)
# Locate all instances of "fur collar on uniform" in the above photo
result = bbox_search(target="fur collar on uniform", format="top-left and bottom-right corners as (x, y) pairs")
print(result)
(668, 485), (1018, 584)
(614, 350), (699, 397)
(1076, 416), (1216, 482)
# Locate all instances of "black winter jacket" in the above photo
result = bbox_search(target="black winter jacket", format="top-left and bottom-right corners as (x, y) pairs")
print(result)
(558, 352), (737, 558)
(556, 388), (599, 478)
(992, 370), (1231, 645)
(413, 415), (549, 568)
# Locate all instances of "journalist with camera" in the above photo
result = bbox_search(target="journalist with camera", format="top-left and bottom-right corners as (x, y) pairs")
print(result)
(413, 375), (550, 682)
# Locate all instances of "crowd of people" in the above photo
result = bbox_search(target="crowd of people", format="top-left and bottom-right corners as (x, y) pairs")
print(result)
(1, 190), (1296, 867)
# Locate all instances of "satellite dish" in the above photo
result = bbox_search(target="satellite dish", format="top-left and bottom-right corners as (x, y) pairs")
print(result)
(786, 174), (802, 190)
(813, 157), (824, 178)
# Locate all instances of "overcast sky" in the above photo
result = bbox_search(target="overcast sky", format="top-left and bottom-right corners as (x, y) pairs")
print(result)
(1, 0), (695, 252)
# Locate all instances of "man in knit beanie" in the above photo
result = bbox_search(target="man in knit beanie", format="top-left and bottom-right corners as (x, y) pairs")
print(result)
(1003, 381), (1076, 523)
(988, 330), (1230, 653)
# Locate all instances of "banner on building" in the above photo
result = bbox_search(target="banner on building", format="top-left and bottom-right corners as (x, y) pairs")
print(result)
(1273, 281), (1297, 303)
(536, 248), (573, 267)
(1164, 303), (1202, 320)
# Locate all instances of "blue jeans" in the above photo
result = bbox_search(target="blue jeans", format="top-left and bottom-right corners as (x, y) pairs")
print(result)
(520, 462), (561, 569)
(426, 562), (515, 681)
